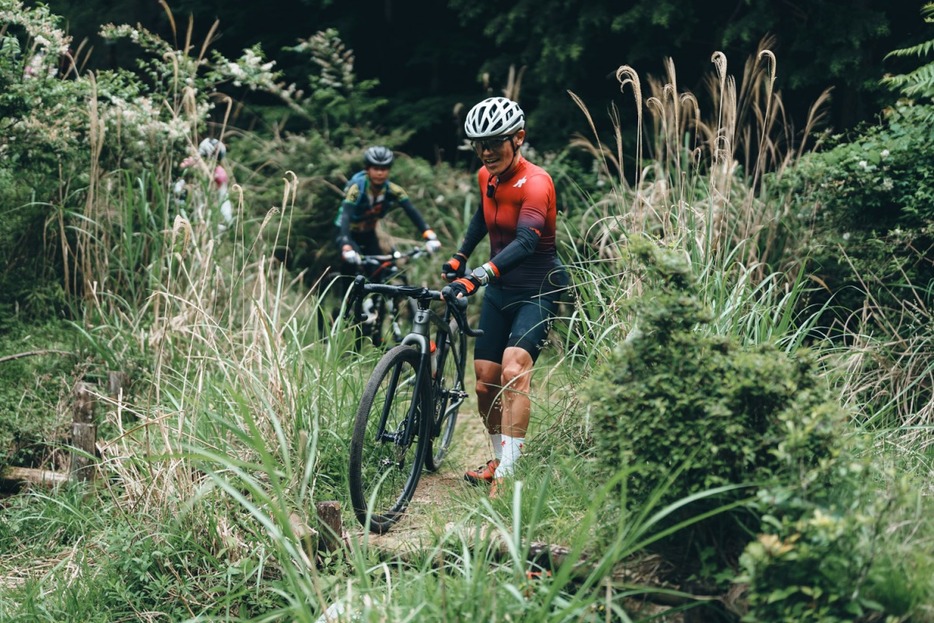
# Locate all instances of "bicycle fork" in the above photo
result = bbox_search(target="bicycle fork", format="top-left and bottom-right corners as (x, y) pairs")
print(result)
(374, 365), (427, 457)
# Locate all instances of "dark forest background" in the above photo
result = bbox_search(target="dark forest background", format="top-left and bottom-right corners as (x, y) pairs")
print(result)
(30, 0), (930, 161)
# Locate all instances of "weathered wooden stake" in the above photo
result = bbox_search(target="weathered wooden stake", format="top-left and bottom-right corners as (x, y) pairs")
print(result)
(70, 382), (97, 482)
(315, 501), (344, 554)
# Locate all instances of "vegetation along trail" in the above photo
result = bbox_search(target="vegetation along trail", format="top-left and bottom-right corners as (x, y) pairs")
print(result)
(1, 2), (932, 621)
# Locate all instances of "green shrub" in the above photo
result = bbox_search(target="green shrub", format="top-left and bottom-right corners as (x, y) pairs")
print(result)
(583, 239), (846, 576)
(737, 467), (934, 622)
(775, 102), (934, 332)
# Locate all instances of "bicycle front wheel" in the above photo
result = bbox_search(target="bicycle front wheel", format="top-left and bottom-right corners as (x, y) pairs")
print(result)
(424, 314), (467, 472)
(349, 345), (429, 534)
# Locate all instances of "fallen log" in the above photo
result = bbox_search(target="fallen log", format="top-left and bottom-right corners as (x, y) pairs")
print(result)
(0, 466), (70, 491)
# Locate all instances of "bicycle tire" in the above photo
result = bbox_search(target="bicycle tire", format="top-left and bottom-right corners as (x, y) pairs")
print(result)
(424, 314), (467, 472)
(348, 345), (430, 534)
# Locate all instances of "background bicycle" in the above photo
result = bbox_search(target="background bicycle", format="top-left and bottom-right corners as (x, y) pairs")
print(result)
(345, 246), (426, 348)
(348, 279), (481, 534)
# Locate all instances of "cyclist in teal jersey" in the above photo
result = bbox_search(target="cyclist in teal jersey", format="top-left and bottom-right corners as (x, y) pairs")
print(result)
(334, 146), (440, 266)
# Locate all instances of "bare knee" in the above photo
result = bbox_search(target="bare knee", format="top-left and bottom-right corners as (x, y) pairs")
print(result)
(501, 360), (532, 392)
(475, 379), (498, 403)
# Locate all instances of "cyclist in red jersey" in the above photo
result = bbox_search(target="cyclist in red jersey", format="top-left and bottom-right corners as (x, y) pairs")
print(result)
(443, 96), (569, 496)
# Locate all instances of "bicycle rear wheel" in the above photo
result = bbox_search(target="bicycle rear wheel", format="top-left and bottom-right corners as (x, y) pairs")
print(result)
(348, 345), (429, 534)
(424, 314), (467, 472)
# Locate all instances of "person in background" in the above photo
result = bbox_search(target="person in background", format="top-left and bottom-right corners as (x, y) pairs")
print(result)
(334, 145), (441, 268)
(443, 96), (569, 497)
(175, 137), (233, 230)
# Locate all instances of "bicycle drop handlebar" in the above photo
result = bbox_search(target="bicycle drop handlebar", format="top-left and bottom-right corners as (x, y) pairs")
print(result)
(353, 275), (484, 338)
(359, 246), (427, 264)
(357, 246), (427, 273)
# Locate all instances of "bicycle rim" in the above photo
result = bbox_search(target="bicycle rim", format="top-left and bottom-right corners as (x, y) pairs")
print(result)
(348, 345), (428, 533)
(425, 315), (467, 472)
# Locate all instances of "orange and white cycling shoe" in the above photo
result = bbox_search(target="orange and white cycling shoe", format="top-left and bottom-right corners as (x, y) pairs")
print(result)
(464, 459), (500, 486)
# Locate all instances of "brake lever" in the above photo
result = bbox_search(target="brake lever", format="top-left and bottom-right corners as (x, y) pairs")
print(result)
(441, 286), (483, 337)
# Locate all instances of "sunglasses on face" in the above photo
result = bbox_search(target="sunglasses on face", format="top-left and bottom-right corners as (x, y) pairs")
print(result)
(471, 134), (515, 153)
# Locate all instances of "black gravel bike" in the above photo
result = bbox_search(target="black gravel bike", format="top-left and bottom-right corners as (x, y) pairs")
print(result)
(348, 277), (482, 534)
(349, 247), (425, 348)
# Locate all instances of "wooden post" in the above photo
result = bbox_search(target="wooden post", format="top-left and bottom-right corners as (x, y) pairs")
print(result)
(70, 382), (97, 482)
(315, 501), (343, 555)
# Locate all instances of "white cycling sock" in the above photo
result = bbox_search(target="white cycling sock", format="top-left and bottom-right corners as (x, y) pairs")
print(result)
(495, 435), (525, 478)
(490, 433), (503, 460)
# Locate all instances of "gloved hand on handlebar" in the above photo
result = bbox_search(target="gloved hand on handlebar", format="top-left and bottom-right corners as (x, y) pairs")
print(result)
(341, 244), (361, 265)
(423, 229), (442, 255)
(448, 262), (496, 297)
(441, 252), (467, 282)
(446, 274), (482, 298)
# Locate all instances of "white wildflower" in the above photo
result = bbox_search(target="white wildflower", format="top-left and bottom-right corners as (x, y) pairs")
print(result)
(857, 160), (869, 170)
(880, 149), (890, 159)
(842, 232), (851, 241)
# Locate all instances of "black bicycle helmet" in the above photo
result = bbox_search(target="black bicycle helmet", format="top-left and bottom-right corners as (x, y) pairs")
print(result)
(363, 145), (394, 167)
(464, 97), (525, 139)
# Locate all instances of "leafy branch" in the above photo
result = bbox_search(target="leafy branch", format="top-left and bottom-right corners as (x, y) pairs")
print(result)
(882, 2), (934, 99)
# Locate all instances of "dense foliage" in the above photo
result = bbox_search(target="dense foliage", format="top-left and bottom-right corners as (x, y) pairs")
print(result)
(738, 471), (928, 623)
(776, 102), (934, 334)
(1, 1), (933, 621)
(29, 0), (928, 158)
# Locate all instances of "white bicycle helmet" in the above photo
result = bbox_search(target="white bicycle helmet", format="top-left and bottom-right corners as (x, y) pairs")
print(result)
(198, 138), (226, 161)
(364, 145), (394, 167)
(464, 97), (525, 139)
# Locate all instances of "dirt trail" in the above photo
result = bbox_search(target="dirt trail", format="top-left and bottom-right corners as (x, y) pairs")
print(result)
(348, 394), (493, 549)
